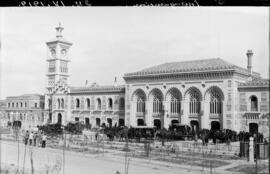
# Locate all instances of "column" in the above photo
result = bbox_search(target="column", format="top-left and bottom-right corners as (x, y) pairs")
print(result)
(66, 95), (71, 123)
(130, 101), (136, 127)
(221, 101), (225, 130)
(182, 100), (189, 125)
(202, 101), (210, 129)
(145, 100), (151, 126)
(163, 101), (170, 129)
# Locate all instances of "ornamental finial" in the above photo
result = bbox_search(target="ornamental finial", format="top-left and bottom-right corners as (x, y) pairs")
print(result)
(55, 22), (64, 38)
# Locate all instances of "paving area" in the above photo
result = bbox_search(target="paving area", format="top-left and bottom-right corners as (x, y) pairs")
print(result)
(1, 136), (269, 174)
(227, 163), (269, 174)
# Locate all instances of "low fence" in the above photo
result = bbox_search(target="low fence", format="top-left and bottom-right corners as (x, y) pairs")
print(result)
(239, 141), (249, 158)
(3, 129), (269, 161)
(255, 143), (269, 159)
(239, 141), (269, 160)
(172, 141), (240, 156)
(61, 133), (241, 157)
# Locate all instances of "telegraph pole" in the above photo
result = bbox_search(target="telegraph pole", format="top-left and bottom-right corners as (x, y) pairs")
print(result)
(0, 115), (2, 173)
(268, 7), (270, 174)
(255, 134), (257, 174)
(62, 125), (66, 174)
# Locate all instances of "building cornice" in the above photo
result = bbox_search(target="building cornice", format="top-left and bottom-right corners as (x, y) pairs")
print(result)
(46, 73), (69, 77)
(70, 86), (125, 94)
(124, 70), (235, 83)
(46, 58), (70, 62)
(46, 39), (73, 46)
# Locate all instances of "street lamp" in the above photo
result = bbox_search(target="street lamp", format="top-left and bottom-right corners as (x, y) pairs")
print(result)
(61, 124), (66, 174)
(254, 133), (257, 174)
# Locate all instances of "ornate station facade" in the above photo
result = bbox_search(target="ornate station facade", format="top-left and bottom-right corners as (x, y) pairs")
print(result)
(44, 24), (125, 128)
(123, 56), (269, 138)
(2, 25), (269, 137)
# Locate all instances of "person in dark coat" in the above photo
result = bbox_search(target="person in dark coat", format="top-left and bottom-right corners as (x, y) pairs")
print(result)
(33, 132), (37, 146)
(24, 130), (29, 145)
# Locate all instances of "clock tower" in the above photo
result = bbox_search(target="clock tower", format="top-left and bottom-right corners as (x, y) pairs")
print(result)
(46, 23), (72, 93)
(45, 23), (72, 124)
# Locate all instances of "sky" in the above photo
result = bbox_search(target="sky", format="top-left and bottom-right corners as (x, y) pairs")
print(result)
(0, 7), (269, 99)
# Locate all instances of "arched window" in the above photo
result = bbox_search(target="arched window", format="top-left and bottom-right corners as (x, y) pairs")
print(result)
(167, 88), (181, 114)
(61, 98), (64, 109)
(86, 98), (90, 109)
(210, 92), (222, 114)
(137, 97), (145, 113)
(97, 98), (101, 110)
(189, 93), (200, 114)
(96, 118), (101, 126)
(57, 99), (61, 109)
(171, 97), (180, 113)
(76, 98), (80, 109)
(57, 113), (62, 124)
(108, 98), (113, 110)
(150, 89), (163, 114)
(119, 98), (125, 110)
(250, 96), (258, 111)
(153, 97), (162, 113)
(137, 119), (145, 126)
(133, 89), (146, 113)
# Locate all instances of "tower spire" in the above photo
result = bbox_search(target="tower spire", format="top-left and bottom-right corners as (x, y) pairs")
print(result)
(55, 22), (64, 38)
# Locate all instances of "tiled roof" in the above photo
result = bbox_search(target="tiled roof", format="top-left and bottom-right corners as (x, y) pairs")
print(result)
(70, 85), (125, 93)
(124, 58), (260, 78)
(6, 94), (44, 99)
(239, 79), (269, 88)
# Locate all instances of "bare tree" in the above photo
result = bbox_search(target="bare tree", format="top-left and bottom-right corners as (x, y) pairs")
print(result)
(13, 127), (20, 173)
(23, 141), (27, 174)
(30, 147), (34, 174)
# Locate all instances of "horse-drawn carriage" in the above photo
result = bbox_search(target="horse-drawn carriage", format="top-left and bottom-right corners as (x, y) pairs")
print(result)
(102, 126), (156, 142)
(154, 124), (193, 141)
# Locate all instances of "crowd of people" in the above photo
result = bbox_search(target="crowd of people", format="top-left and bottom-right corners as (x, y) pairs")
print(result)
(24, 130), (47, 148)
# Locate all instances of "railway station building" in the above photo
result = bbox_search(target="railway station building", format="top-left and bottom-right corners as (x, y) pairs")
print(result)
(3, 25), (269, 137)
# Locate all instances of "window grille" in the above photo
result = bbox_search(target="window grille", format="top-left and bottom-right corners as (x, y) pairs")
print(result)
(136, 97), (145, 113)
(153, 97), (162, 113)
(189, 92), (200, 114)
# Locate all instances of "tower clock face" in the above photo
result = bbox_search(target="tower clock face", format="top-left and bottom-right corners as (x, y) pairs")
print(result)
(50, 49), (56, 58)
(61, 49), (67, 56)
